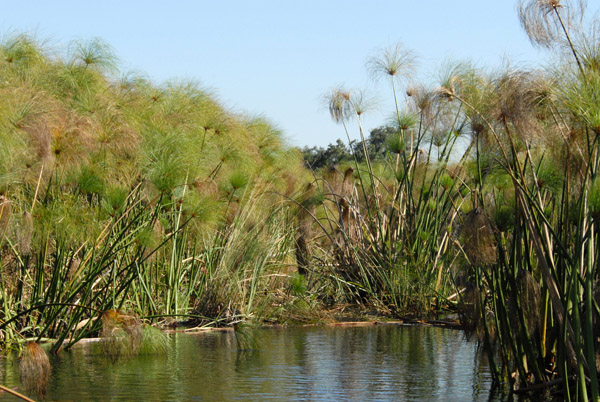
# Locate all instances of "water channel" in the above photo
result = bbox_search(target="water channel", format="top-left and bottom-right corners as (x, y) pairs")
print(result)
(0, 324), (514, 401)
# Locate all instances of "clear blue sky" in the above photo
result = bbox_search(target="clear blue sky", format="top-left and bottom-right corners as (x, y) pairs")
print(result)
(2, 1), (551, 148)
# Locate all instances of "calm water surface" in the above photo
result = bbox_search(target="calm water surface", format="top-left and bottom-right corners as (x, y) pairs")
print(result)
(0, 325), (506, 401)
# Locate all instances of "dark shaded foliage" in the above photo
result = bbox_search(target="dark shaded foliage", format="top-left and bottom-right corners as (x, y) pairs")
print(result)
(301, 125), (400, 169)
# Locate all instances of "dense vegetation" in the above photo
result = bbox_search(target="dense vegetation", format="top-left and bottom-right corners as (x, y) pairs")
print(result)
(298, 1), (600, 399)
(1, 0), (600, 399)
(0, 33), (311, 353)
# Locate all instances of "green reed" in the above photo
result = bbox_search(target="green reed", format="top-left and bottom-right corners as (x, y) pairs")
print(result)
(446, 2), (600, 395)
(310, 52), (472, 316)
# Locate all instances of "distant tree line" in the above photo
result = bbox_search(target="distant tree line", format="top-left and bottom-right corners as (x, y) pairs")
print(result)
(301, 125), (398, 169)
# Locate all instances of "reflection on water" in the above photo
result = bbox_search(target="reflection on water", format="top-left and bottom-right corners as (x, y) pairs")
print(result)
(0, 325), (507, 401)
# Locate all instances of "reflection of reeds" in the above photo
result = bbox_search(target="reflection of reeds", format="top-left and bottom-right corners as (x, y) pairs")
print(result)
(19, 342), (50, 398)
(233, 322), (261, 351)
(457, 282), (483, 333)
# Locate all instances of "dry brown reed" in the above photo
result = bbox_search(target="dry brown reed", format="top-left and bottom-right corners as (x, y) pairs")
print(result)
(0, 195), (12, 238)
(23, 118), (52, 161)
(18, 211), (33, 256)
(101, 310), (143, 360)
(493, 70), (546, 143)
(193, 177), (219, 196)
(50, 110), (98, 170)
(518, 0), (587, 49)
(461, 208), (497, 268)
(19, 342), (50, 398)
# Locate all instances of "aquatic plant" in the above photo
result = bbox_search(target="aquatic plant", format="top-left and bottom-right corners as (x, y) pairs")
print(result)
(138, 324), (170, 355)
(101, 310), (143, 360)
(2, 8), (600, 399)
(0, 31), (306, 354)
(19, 341), (50, 398)
(311, 45), (471, 316)
(442, 3), (600, 397)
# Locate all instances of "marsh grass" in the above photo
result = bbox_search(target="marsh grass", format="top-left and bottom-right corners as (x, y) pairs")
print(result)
(311, 57), (470, 316)
(138, 324), (170, 355)
(0, 32), (306, 355)
(94, 310), (169, 361)
(439, 5), (600, 396)
(309, 8), (600, 396)
(2, 12), (600, 400)
(101, 310), (143, 360)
